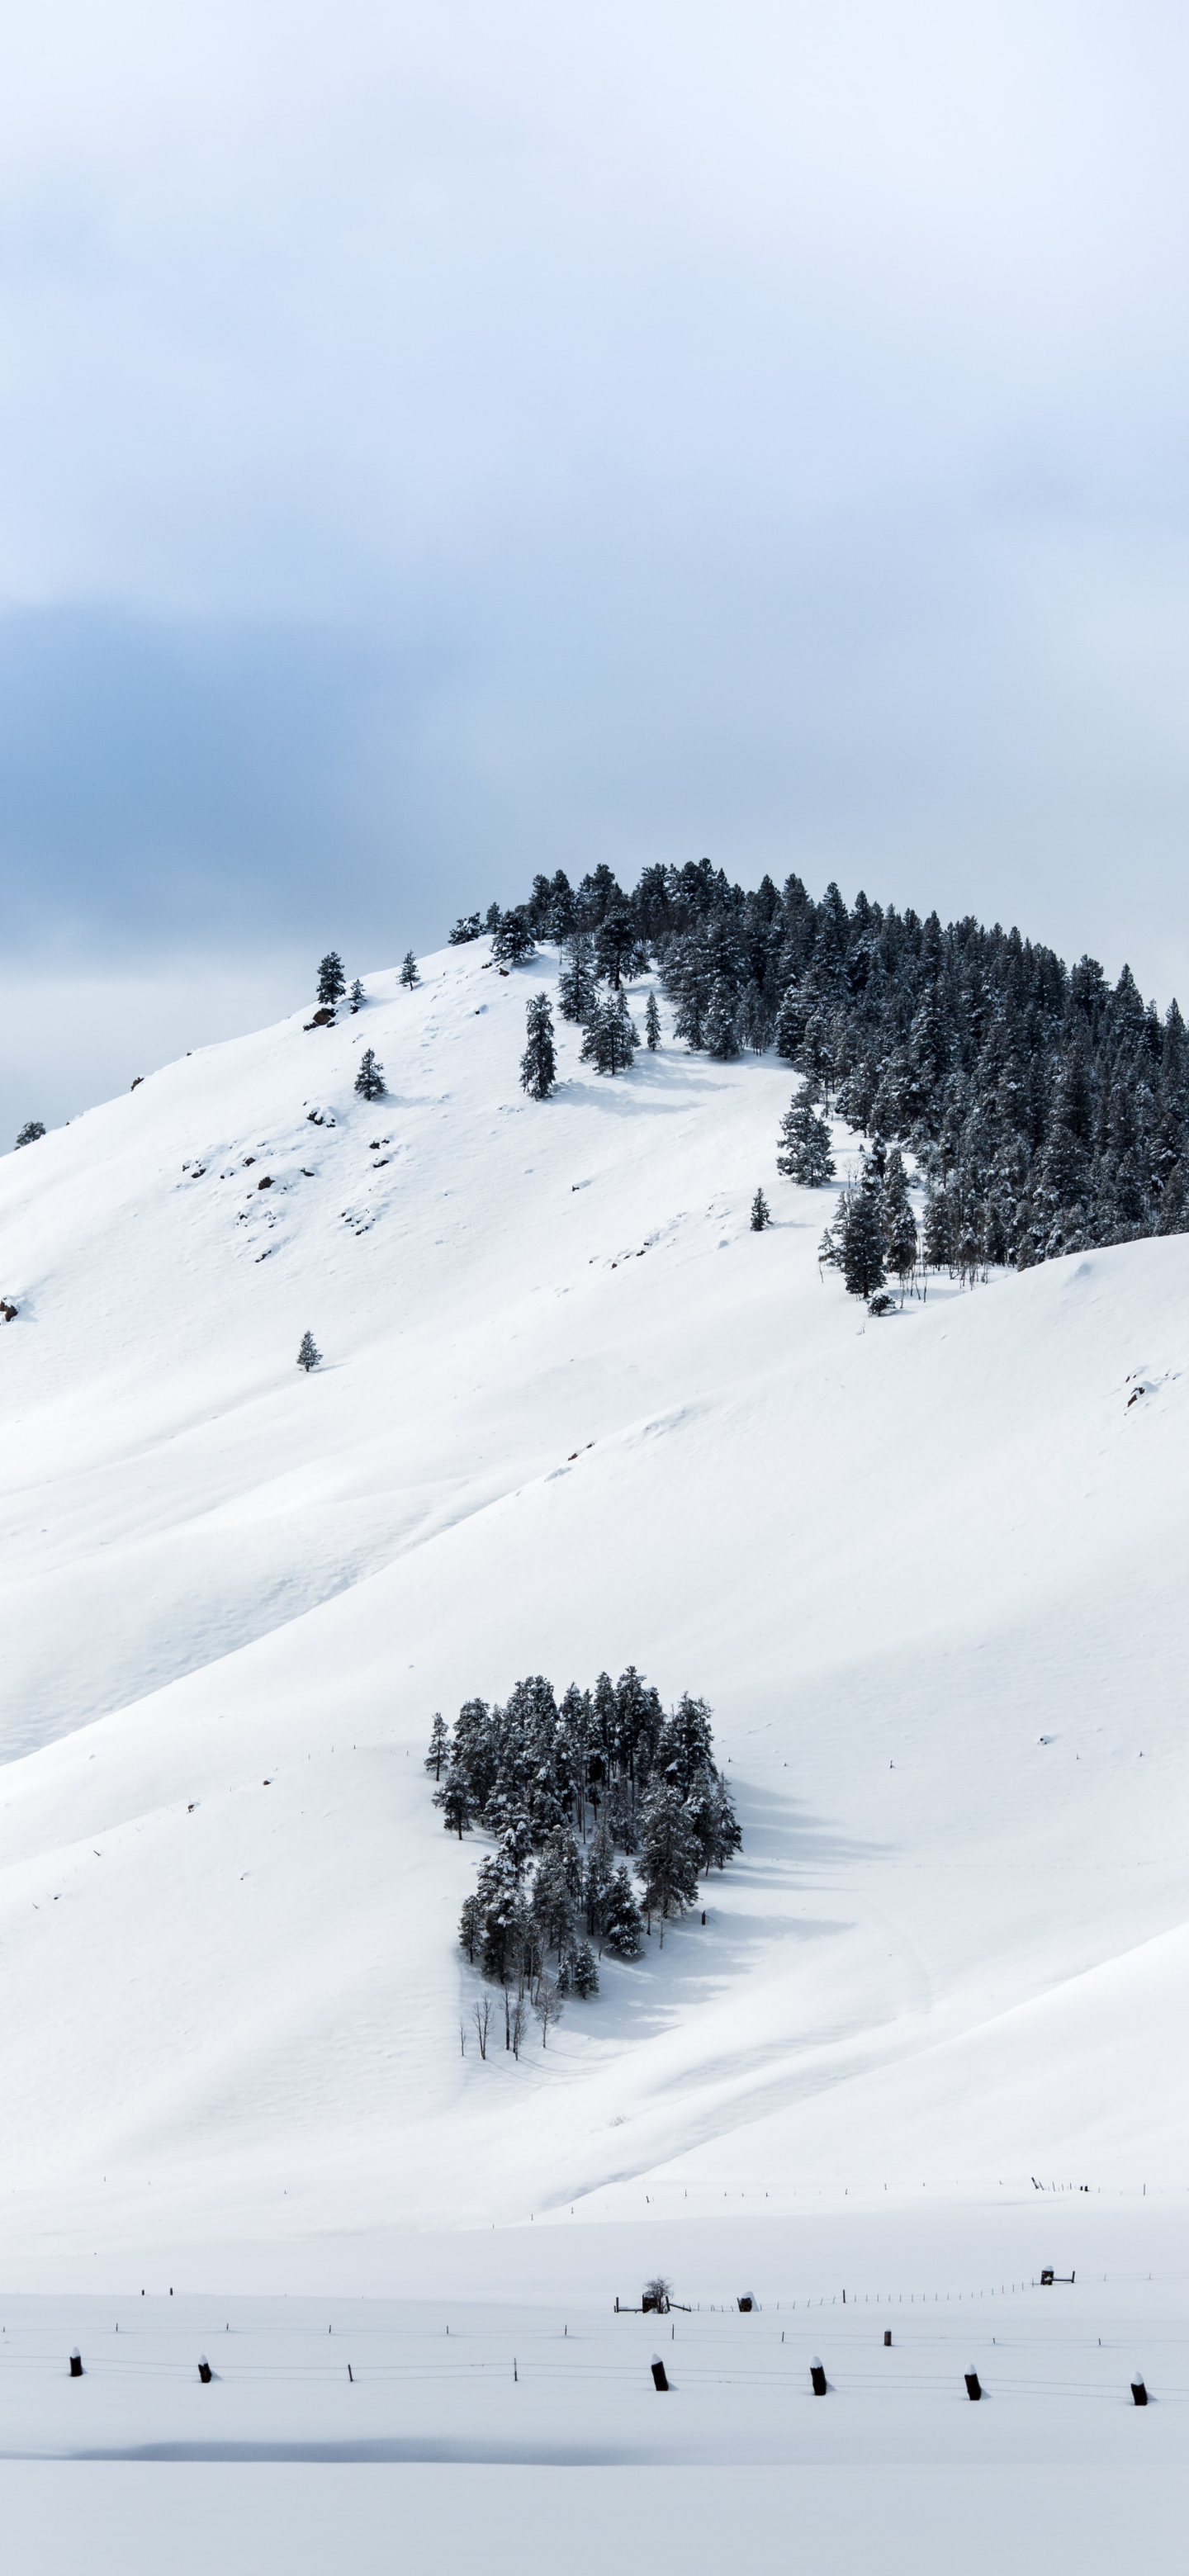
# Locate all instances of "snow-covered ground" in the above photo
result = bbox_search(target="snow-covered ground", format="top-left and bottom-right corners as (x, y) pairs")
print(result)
(0, 940), (1187, 2548)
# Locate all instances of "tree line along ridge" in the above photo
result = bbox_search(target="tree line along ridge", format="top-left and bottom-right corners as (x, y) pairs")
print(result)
(450, 860), (1187, 1273)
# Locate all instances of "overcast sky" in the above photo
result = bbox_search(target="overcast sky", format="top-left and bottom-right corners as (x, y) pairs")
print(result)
(4, 0), (1189, 1135)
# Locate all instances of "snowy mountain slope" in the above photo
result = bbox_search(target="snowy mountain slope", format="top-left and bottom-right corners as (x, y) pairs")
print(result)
(1, 941), (1187, 2262)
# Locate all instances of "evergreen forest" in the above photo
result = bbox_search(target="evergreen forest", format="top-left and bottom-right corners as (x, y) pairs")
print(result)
(452, 863), (1189, 1269)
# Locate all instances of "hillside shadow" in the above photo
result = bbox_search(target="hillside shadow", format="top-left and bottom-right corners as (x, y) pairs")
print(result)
(561, 1787), (883, 2051)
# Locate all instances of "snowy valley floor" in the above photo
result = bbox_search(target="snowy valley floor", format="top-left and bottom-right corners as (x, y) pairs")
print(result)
(1, 943), (1187, 2555)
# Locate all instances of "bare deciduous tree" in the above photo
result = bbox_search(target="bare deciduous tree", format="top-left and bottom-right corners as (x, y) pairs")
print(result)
(533, 1976), (564, 2050)
(472, 1996), (492, 2061)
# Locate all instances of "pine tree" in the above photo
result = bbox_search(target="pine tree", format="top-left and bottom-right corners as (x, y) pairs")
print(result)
(491, 908), (536, 965)
(880, 1148), (918, 1296)
(558, 931), (598, 1025)
(458, 1894), (482, 1963)
(317, 951), (346, 1006)
(584, 1821), (616, 1943)
(400, 951), (420, 990)
(580, 991), (637, 1076)
(594, 909), (636, 988)
(751, 1187), (770, 1231)
(776, 1084), (836, 1186)
(774, 981), (806, 1063)
(601, 1863), (644, 1958)
(841, 1182), (886, 1300)
(296, 1330), (321, 1371)
(571, 1940), (599, 1998)
(15, 1120), (45, 1148)
(348, 978), (364, 1011)
(703, 975), (741, 1060)
(519, 992), (557, 1100)
(355, 1047), (386, 1100)
(424, 1712), (451, 1778)
(638, 1782), (699, 1940)
(645, 990), (661, 1050)
(434, 1764), (476, 1840)
(530, 1835), (579, 1958)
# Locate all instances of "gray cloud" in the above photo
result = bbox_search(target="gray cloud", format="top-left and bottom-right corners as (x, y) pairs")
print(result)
(4, 0), (1189, 1143)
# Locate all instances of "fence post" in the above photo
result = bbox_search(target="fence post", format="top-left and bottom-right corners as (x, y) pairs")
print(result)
(810, 2357), (827, 2395)
(651, 2355), (670, 2391)
(964, 2369), (982, 2401)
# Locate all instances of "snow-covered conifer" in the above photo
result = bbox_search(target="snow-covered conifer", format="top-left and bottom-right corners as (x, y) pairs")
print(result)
(751, 1188), (770, 1231)
(519, 993), (557, 1101)
(558, 931), (598, 1025)
(424, 1712), (451, 1778)
(776, 1084), (836, 1186)
(841, 1181), (886, 1299)
(645, 991), (661, 1050)
(571, 1940), (599, 1998)
(638, 1781), (700, 1939)
(491, 909), (536, 966)
(703, 976), (741, 1060)
(581, 992), (637, 1077)
(458, 1895), (482, 1963)
(317, 951), (346, 1006)
(601, 1863), (644, 1958)
(348, 978), (365, 1011)
(355, 1048), (386, 1101)
(434, 1764), (476, 1839)
(400, 951), (420, 991)
(15, 1120), (45, 1148)
(296, 1330), (321, 1371)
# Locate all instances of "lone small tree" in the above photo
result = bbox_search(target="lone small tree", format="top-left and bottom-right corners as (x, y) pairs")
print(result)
(317, 951), (346, 1006)
(424, 1712), (451, 1778)
(751, 1187), (770, 1231)
(520, 992), (557, 1100)
(355, 1047), (386, 1100)
(15, 1120), (46, 1148)
(644, 991), (661, 1051)
(400, 951), (420, 990)
(296, 1330), (322, 1371)
(348, 977), (364, 1011)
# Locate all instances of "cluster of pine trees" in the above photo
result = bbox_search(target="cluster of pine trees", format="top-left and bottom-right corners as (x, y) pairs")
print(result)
(454, 864), (1187, 1267)
(426, 1669), (741, 2030)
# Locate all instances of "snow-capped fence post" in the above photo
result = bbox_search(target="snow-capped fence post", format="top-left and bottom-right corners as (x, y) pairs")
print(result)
(69, 2349), (83, 2377)
(198, 2356), (212, 2384)
(651, 2355), (670, 2391)
(1131, 2373), (1148, 2407)
(964, 2369), (982, 2401)
(883, 2330), (892, 2346)
(810, 2357), (827, 2395)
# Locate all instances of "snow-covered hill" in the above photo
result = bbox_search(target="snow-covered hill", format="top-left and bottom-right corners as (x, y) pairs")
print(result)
(1, 941), (1187, 2269)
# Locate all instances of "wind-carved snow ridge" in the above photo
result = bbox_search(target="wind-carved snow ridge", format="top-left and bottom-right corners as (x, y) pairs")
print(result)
(0, 939), (1188, 2266)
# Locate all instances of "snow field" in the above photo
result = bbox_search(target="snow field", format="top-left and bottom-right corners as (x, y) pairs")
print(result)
(0, 940), (1187, 2257)
(5, 2465), (1186, 2576)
